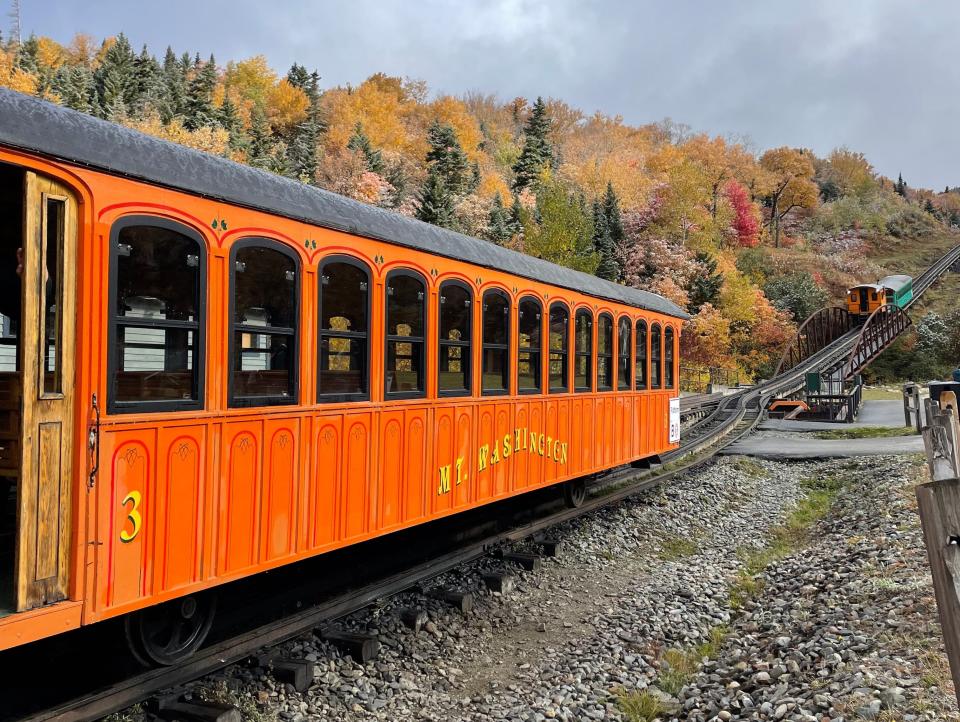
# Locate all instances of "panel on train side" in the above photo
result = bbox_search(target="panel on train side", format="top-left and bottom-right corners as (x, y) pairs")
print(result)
(260, 418), (300, 564)
(218, 421), (262, 577)
(97, 430), (155, 613)
(310, 414), (342, 550)
(379, 406), (429, 530)
(154, 426), (206, 594)
(342, 413), (374, 541)
(432, 404), (473, 515)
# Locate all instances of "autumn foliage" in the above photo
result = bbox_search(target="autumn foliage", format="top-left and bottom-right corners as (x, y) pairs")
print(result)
(2, 32), (952, 381)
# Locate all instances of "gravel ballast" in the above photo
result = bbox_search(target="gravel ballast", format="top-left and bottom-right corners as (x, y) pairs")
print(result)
(175, 453), (956, 722)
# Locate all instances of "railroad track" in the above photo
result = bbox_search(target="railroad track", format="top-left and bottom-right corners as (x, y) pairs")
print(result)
(18, 243), (960, 722)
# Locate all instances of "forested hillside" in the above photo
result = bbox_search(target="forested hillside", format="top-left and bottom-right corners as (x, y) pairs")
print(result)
(3, 32), (958, 380)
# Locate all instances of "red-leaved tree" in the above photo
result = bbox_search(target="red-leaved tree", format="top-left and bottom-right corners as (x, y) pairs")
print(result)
(724, 179), (760, 247)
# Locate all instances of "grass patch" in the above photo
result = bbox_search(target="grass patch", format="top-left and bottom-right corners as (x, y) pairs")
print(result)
(614, 689), (666, 722)
(657, 534), (698, 561)
(658, 626), (728, 697)
(200, 680), (277, 722)
(729, 474), (846, 608)
(813, 426), (916, 440)
(730, 456), (767, 478)
(861, 386), (902, 401)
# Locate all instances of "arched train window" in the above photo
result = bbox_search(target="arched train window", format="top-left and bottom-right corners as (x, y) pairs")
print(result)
(617, 315), (632, 391)
(318, 257), (369, 402)
(635, 319), (647, 390)
(518, 296), (542, 393)
(665, 326), (675, 389)
(385, 270), (426, 398)
(574, 310), (592, 392)
(549, 302), (569, 393)
(482, 290), (510, 395)
(438, 280), (471, 396)
(230, 240), (299, 406)
(650, 323), (662, 390)
(597, 313), (613, 391)
(109, 216), (206, 412)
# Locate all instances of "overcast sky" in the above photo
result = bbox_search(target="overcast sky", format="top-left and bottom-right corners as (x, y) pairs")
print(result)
(18, 0), (960, 189)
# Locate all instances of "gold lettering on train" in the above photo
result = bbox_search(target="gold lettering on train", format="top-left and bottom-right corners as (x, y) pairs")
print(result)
(439, 427), (569, 494)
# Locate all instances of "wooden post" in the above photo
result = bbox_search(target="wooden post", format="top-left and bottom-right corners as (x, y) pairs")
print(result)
(904, 383), (913, 427)
(916, 477), (960, 707)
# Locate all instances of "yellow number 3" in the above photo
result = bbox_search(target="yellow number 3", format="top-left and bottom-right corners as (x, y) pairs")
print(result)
(120, 490), (142, 543)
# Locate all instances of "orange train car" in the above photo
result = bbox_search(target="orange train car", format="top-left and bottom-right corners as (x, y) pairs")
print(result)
(0, 88), (688, 662)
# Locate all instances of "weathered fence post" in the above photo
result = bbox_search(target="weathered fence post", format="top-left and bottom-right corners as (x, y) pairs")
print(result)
(916, 477), (960, 708)
(904, 382), (923, 433)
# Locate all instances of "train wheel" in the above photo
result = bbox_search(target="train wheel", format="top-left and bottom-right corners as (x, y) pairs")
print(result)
(563, 478), (586, 509)
(125, 593), (216, 666)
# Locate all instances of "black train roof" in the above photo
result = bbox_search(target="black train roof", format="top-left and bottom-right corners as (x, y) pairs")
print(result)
(0, 88), (688, 319)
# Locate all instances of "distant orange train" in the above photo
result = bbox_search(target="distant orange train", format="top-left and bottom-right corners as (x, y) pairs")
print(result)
(0, 88), (687, 663)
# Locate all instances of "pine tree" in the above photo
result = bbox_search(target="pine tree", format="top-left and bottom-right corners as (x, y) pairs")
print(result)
(924, 198), (936, 214)
(184, 54), (218, 130)
(601, 182), (625, 280)
(415, 169), (456, 228)
(286, 63), (311, 92)
(347, 123), (385, 173)
(159, 47), (187, 121)
(509, 194), (524, 236)
(592, 199), (618, 281)
(384, 161), (410, 208)
(424, 121), (472, 196)
(688, 252), (724, 313)
(486, 192), (512, 244)
(288, 118), (319, 183)
(52, 65), (94, 112)
(131, 44), (163, 117)
(94, 33), (137, 117)
(895, 173), (907, 197)
(512, 96), (552, 191)
(247, 110), (274, 169)
(218, 96), (244, 152)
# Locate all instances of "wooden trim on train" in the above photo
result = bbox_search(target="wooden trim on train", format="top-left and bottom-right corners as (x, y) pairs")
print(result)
(0, 147), (682, 651)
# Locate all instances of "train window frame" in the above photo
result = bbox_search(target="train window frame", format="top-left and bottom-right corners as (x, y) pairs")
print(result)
(228, 238), (301, 408)
(437, 279), (472, 398)
(596, 312), (614, 392)
(481, 288), (511, 396)
(317, 255), (371, 403)
(548, 301), (570, 394)
(617, 315), (632, 391)
(107, 215), (207, 414)
(635, 319), (647, 390)
(665, 325), (676, 389)
(650, 322), (662, 390)
(384, 269), (428, 400)
(574, 309), (592, 393)
(517, 295), (542, 395)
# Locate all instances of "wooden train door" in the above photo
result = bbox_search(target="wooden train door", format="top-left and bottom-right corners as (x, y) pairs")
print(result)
(15, 172), (77, 611)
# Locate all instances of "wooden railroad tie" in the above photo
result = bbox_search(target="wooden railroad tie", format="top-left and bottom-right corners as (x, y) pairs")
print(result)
(501, 551), (541, 571)
(272, 658), (315, 693)
(425, 586), (475, 613)
(400, 606), (429, 633)
(534, 537), (563, 557)
(154, 698), (242, 722)
(317, 628), (381, 663)
(482, 571), (515, 593)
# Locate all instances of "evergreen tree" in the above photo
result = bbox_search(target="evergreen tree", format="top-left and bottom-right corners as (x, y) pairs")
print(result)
(94, 33), (136, 117)
(160, 47), (187, 121)
(14, 33), (39, 74)
(486, 192), (512, 244)
(131, 44), (163, 117)
(512, 96), (552, 190)
(415, 169), (456, 228)
(286, 63), (311, 92)
(347, 122), (385, 173)
(688, 252), (724, 313)
(52, 64), (95, 112)
(247, 110), (274, 169)
(470, 161), (481, 193)
(591, 199), (618, 281)
(184, 54), (218, 130)
(218, 96), (244, 151)
(287, 117), (319, 182)
(509, 194), (524, 236)
(384, 161), (410, 208)
(924, 198), (936, 214)
(601, 182), (625, 279)
(895, 173), (907, 197)
(424, 121), (472, 196)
